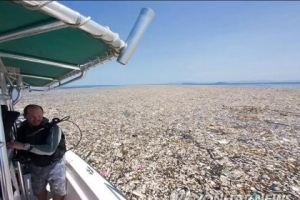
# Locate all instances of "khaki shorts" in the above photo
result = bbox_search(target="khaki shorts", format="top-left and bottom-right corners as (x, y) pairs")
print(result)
(31, 158), (66, 196)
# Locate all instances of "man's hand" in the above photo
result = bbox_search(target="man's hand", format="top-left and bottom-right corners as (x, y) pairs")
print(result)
(7, 141), (25, 150)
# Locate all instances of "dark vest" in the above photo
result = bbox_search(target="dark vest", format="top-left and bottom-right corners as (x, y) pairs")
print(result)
(17, 118), (66, 167)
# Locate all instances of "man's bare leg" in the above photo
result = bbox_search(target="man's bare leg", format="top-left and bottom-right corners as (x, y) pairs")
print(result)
(53, 194), (65, 200)
(37, 190), (47, 200)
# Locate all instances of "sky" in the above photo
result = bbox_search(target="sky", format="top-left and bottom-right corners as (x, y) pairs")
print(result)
(60, 1), (300, 86)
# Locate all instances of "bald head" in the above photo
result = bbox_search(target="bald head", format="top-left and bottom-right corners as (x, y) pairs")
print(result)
(24, 104), (44, 127)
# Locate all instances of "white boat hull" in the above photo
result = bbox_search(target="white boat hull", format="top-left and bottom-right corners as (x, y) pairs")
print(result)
(65, 151), (127, 200)
(21, 151), (127, 200)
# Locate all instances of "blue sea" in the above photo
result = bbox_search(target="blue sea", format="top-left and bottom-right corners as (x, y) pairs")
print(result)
(60, 82), (300, 90)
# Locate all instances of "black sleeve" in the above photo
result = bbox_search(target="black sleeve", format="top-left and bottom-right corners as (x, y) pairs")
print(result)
(16, 126), (26, 143)
(14, 126), (30, 163)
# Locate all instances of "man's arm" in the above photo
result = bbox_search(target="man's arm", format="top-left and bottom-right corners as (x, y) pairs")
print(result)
(8, 125), (62, 155)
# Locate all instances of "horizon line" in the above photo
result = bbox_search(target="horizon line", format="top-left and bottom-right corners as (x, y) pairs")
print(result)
(64, 80), (300, 88)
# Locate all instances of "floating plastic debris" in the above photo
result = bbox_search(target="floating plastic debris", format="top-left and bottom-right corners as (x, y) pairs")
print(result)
(271, 184), (279, 191)
(291, 186), (300, 192)
(252, 193), (259, 199)
(15, 86), (300, 199)
(100, 170), (108, 177)
(217, 139), (229, 144)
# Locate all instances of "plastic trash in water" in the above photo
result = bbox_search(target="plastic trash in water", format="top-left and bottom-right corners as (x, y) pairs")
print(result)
(252, 193), (259, 199)
(100, 170), (108, 176)
(181, 133), (193, 140)
(135, 164), (146, 170)
(271, 184), (279, 191)
(217, 139), (229, 144)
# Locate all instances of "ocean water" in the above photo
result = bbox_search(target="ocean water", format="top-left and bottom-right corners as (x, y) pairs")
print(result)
(60, 82), (300, 90)
(60, 85), (126, 90)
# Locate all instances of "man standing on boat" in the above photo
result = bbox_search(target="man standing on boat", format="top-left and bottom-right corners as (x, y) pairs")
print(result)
(7, 104), (66, 200)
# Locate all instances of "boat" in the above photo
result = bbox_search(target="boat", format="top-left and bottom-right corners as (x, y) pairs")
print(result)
(0, 1), (155, 199)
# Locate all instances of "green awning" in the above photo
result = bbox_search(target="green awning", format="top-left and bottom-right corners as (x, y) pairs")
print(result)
(0, 1), (125, 88)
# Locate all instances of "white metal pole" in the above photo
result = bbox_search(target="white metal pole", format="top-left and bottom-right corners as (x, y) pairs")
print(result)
(0, 73), (14, 200)
(117, 8), (155, 65)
